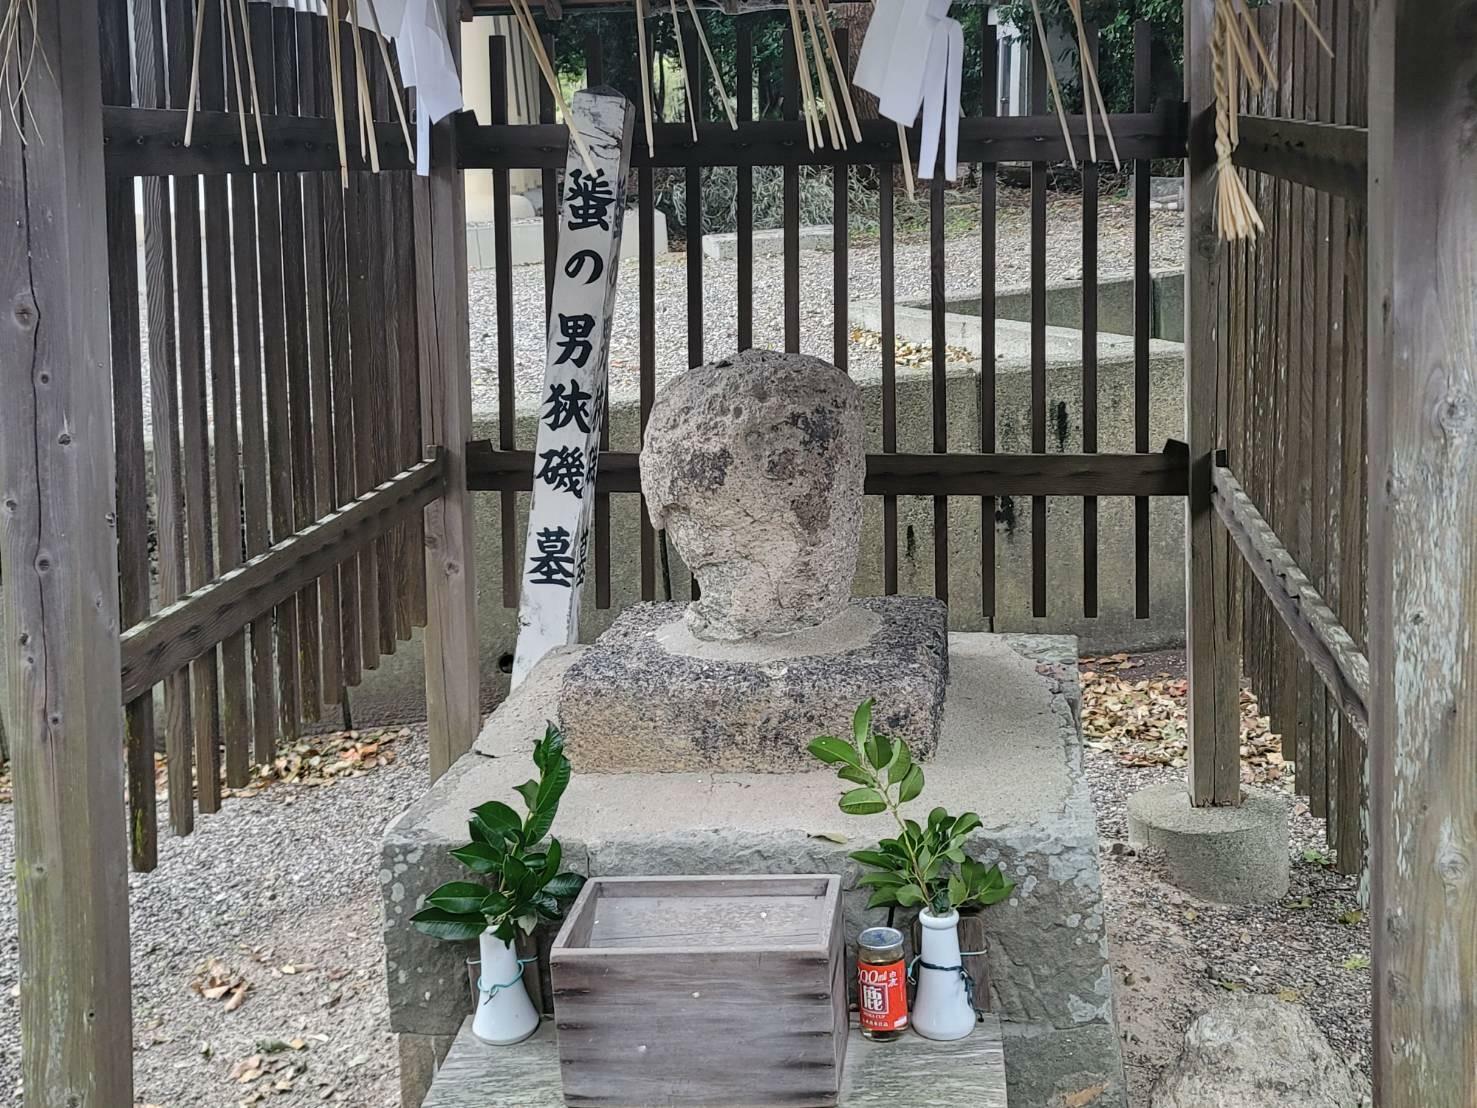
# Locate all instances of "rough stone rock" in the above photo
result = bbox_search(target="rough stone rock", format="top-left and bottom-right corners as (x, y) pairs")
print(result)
(1152, 995), (1371, 1108)
(556, 597), (948, 772)
(640, 349), (864, 641)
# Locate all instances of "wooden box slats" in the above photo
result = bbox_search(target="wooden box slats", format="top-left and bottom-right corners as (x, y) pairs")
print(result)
(552, 875), (848, 1107)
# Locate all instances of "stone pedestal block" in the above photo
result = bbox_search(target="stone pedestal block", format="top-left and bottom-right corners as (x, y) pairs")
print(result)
(1127, 783), (1290, 904)
(556, 597), (949, 773)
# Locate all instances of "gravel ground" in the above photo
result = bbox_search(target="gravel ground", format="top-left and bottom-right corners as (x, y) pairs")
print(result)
(0, 733), (431, 1107)
(0, 648), (1367, 1108)
(468, 189), (1186, 422)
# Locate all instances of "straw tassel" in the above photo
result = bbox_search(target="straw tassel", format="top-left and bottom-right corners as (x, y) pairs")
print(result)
(634, 0), (655, 157)
(668, 0), (699, 142)
(1027, 0), (1076, 170)
(509, 0), (598, 175)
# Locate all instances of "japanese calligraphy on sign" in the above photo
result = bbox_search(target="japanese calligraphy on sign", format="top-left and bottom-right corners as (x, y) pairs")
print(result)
(512, 90), (636, 687)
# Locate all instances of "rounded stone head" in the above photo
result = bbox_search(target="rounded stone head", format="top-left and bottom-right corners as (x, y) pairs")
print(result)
(641, 349), (865, 642)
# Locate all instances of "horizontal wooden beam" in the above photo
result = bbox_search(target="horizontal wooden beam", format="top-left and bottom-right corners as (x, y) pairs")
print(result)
(103, 106), (1187, 178)
(120, 453), (447, 702)
(1232, 115), (1367, 201)
(468, 442), (1191, 497)
(1211, 464), (1369, 735)
(459, 109), (1188, 170)
(103, 106), (413, 177)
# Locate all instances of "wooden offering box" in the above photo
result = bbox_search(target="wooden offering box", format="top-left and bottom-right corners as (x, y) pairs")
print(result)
(551, 875), (848, 1107)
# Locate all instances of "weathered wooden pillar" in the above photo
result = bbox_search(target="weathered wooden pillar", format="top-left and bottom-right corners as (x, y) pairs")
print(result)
(416, 0), (481, 780)
(0, 6), (134, 1104)
(1367, 2), (1477, 1101)
(1183, 0), (1241, 806)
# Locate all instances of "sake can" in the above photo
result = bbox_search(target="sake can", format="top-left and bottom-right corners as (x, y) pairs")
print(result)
(857, 926), (909, 1040)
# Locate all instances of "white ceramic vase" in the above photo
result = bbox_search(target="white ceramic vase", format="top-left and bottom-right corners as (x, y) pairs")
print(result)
(470, 930), (540, 1045)
(910, 909), (976, 1041)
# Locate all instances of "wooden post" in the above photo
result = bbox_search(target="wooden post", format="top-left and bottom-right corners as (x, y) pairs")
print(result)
(416, 0), (481, 780)
(1183, 0), (1241, 807)
(1367, 3), (1477, 1101)
(0, 7), (134, 1104)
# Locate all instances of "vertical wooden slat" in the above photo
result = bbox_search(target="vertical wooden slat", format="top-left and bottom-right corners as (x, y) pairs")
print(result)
(343, 19), (383, 659)
(1184, 0), (1240, 807)
(782, 27), (800, 353)
(1081, 26), (1100, 621)
(1133, 20), (1152, 620)
(174, 0), (223, 813)
(136, 0), (195, 834)
(1028, 50), (1047, 618)
(102, 0), (157, 872)
(362, 32), (397, 661)
(230, 38), (276, 765)
(366, 35), (410, 651)
(736, 18), (754, 353)
(1368, 4), (1477, 1102)
(979, 21), (997, 622)
(279, 10), (324, 716)
(416, 0), (480, 779)
(1, 8), (134, 1097)
(203, 0), (249, 789)
(322, 20), (363, 691)
(490, 35), (521, 610)
(880, 170), (898, 596)
(929, 171), (949, 605)
(300, 14), (344, 705)
(255, 6), (300, 741)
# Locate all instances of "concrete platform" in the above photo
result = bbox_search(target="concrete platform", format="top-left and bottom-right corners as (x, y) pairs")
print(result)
(383, 633), (1125, 1107)
(423, 1017), (1006, 1107)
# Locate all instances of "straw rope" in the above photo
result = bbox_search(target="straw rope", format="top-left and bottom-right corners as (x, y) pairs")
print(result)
(0, 0), (49, 146)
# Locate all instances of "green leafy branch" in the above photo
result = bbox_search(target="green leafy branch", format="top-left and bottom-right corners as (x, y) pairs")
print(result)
(809, 701), (1014, 918)
(411, 725), (586, 945)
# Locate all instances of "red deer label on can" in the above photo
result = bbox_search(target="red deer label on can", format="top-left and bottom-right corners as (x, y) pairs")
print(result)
(858, 958), (909, 1032)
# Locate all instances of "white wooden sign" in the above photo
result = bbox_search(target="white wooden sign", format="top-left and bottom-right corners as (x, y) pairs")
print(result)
(512, 89), (636, 687)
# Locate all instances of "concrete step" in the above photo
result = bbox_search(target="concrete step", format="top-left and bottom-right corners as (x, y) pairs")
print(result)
(423, 1016), (1007, 1107)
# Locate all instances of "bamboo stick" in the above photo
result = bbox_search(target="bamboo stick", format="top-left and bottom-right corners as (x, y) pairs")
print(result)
(328, 0), (349, 187)
(667, 0), (699, 142)
(784, 0), (820, 151)
(811, 0), (861, 144)
(349, 0), (378, 169)
(684, 0), (737, 130)
(509, 0), (598, 174)
(897, 121), (914, 202)
(236, 0), (267, 163)
(221, 0), (250, 162)
(1289, 0), (1334, 57)
(366, 0), (414, 157)
(634, 0), (655, 157)
(183, 0), (208, 147)
(1027, 0), (1076, 170)
(1237, 2), (1278, 90)
(801, 0), (843, 149)
(1066, 0), (1120, 169)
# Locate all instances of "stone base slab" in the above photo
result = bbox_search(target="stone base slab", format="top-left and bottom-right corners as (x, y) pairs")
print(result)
(556, 596), (949, 773)
(383, 633), (1123, 1105)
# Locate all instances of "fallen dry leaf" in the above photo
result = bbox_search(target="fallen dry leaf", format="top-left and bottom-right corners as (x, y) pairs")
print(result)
(1080, 668), (1288, 785)
(1064, 1083), (1108, 1107)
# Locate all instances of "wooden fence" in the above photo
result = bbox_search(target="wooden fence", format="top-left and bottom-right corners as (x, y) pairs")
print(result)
(463, 13), (1190, 629)
(100, 1), (439, 871)
(1212, 0), (1370, 873)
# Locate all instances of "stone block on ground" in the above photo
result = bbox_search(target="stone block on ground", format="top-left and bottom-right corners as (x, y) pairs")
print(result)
(1152, 995), (1370, 1108)
(556, 597), (949, 773)
(383, 633), (1126, 1105)
(703, 224), (832, 259)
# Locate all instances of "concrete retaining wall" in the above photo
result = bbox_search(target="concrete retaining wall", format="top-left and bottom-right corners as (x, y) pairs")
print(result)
(348, 319), (1188, 726)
